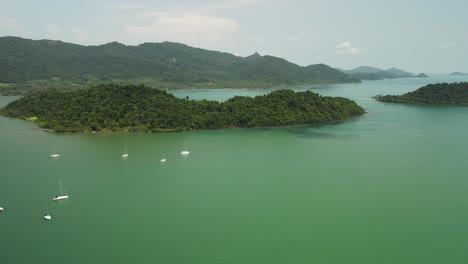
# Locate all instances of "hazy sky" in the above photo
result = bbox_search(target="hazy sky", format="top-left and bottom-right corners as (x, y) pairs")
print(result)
(0, 0), (466, 73)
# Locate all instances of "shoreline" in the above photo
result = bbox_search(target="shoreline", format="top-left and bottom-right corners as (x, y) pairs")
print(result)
(25, 113), (367, 134)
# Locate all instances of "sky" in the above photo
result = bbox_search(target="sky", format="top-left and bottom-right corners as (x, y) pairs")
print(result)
(0, 0), (467, 73)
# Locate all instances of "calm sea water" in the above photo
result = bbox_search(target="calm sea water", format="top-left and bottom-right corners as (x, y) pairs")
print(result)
(1, 75), (468, 263)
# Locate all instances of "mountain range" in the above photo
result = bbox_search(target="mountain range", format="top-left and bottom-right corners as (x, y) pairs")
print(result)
(338, 66), (427, 80)
(0, 36), (357, 94)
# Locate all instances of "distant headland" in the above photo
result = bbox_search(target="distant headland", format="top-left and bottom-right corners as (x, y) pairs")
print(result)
(337, 66), (428, 80)
(373, 82), (468, 105)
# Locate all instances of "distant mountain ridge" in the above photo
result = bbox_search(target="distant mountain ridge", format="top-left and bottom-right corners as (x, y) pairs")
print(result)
(451, 72), (468, 76)
(339, 66), (427, 80)
(0, 36), (357, 93)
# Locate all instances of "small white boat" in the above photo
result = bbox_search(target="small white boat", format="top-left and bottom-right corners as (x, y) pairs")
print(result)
(181, 143), (190, 156)
(50, 146), (60, 158)
(43, 203), (52, 220)
(122, 145), (128, 158)
(160, 152), (167, 163)
(0, 207), (4, 212)
(52, 180), (69, 201)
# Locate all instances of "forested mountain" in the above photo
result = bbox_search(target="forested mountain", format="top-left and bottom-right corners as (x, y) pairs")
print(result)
(0, 84), (365, 132)
(373, 82), (468, 105)
(0, 36), (357, 94)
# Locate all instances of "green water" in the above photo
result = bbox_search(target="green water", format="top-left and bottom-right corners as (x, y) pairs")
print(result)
(2, 75), (468, 263)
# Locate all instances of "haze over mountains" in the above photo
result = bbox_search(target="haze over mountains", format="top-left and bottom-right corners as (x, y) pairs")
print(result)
(0, 36), (357, 92)
(338, 66), (428, 80)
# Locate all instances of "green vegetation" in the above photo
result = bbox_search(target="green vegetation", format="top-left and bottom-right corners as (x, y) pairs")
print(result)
(0, 37), (358, 95)
(0, 84), (365, 133)
(373, 82), (468, 105)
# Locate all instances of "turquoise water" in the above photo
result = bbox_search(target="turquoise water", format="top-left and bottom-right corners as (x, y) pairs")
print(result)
(1, 75), (468, 263)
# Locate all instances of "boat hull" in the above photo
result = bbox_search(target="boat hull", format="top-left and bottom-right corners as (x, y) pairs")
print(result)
(53, 195), (69, 201)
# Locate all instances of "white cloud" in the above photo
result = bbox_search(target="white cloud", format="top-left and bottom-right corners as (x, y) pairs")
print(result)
(0, 17), (21, 32)
(46, 23), (65, 40)
(201, 0), (264, 12)
(72, 26), (90, 43)
(440, 40), (457, 48)
(249, 35), (266, 42)
(334, 41), (363, 55)
(119, 13), (238, 49)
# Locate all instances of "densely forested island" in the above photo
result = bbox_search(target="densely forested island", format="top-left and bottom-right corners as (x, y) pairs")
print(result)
(373, 82), (468, 105)
(0, 84), (365, 132)
(0, 36), (358, 95)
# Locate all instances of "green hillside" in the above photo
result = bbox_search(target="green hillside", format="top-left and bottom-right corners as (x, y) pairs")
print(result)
(0, 84), (365, 132)
(0, 37), (358, 95)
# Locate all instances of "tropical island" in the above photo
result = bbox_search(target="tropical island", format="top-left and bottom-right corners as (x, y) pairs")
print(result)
(0, 36), (359, 95)
(373, 82), (468, 105)
(0, 84), (365, 133)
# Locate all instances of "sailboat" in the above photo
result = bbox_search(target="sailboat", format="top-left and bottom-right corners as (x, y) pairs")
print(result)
(122, 145), (128, 158)
(52, 180), (69, 201)
(160, 152), (167, 163)
(43, 203), (52, 220)
(180, 143), (190, 156)
(50, 145), (60, 158)
(0, 207), (3, 212)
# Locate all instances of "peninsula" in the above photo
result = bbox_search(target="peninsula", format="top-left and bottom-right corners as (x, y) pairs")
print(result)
(373, 82), (468, 105)
(0, 84), (365, 132)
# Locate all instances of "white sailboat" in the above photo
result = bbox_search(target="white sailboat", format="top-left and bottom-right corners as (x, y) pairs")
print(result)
(50, 145), (60, 158)
(43, 203), (52, 220)
(52, 180), (69, 201)
(122, 145), (128, 158)
(180, 143), (190, 156)
(160, 152), (167, 163)
(0, 207), (3, 212)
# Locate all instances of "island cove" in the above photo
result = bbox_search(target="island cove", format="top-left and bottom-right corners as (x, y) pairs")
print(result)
(0, 84), (365, 133)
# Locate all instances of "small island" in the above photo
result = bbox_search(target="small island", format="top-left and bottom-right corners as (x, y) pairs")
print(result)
(451, 72), (468, 76)
(416, 73), (428, 78)
(373, 82), (468, 105)
(0, 84), (365, 132)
